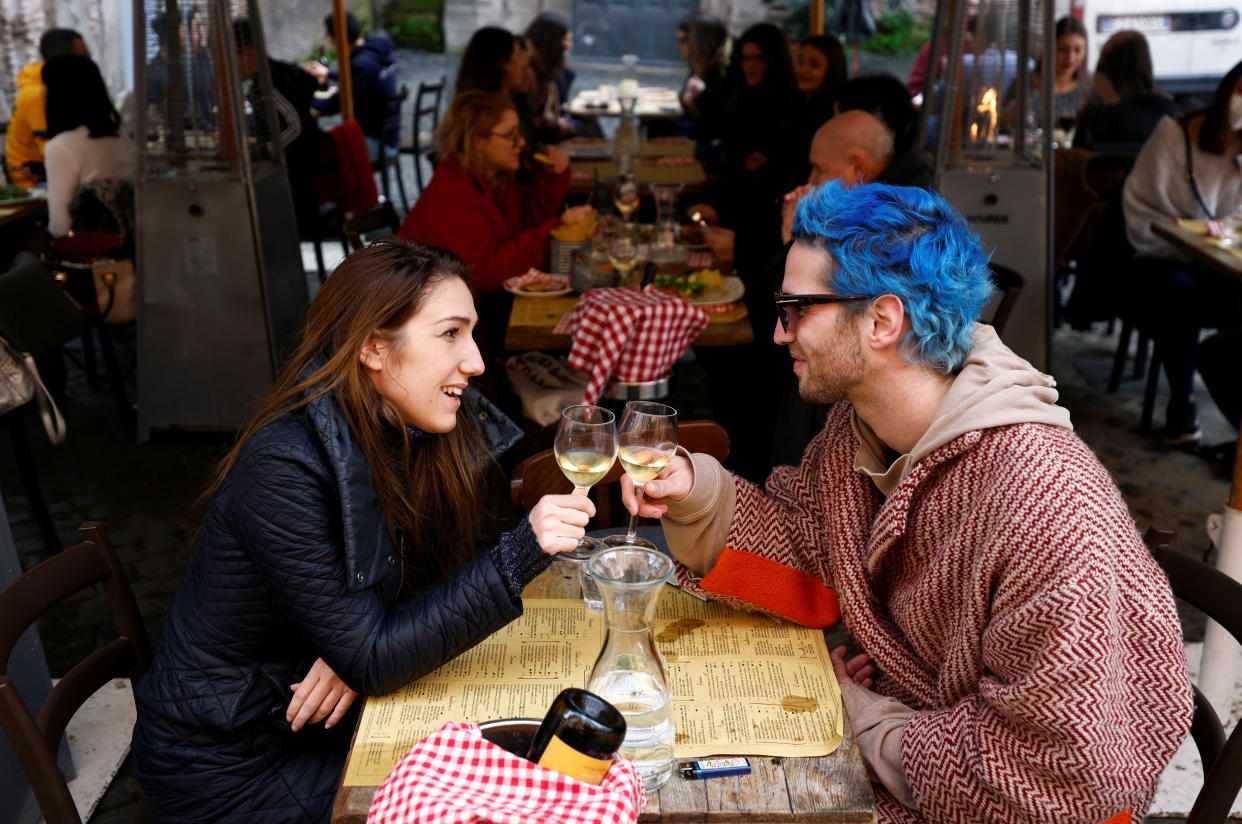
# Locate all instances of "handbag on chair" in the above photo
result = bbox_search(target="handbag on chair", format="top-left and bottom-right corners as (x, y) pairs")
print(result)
(0, 334), (66, 443)
(46, 230), (137, 324)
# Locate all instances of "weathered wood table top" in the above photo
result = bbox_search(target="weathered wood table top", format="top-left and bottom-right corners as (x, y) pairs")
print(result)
(1152, 218), (1242, 283)
(331, 566), (876, 823)
(505, 294), (754, 351)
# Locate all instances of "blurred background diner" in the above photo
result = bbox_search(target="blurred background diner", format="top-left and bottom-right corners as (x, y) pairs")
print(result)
(3, 0), (1242, 819)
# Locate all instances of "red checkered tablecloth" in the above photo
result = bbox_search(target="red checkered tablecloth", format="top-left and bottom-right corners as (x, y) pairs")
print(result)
(554, 288), (707, 404)
(367, 721), (647, 824)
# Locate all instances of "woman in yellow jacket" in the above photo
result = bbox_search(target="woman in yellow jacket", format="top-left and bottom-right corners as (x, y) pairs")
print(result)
(4, 29), (85, 186)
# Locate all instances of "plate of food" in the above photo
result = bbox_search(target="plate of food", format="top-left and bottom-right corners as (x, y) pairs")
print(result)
(504, 270), (572, 297)
(652, 269), (743, 305)
(0, 184), (37, 205)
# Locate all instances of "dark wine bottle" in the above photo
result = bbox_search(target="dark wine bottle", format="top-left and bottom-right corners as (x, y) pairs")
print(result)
(526, 688), (627, 785)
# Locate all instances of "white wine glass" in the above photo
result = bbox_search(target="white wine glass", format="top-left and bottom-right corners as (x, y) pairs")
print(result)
(613, 174), (639, 221)
(603, 402), (678, 550)
(554, 405), (618, 609)
(608, 231), (640, 288)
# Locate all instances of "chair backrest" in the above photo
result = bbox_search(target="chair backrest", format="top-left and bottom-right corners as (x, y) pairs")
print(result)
(384, 85), (409, 145)
(413, 76), (446, 147)
(510, 419), (730, 528)
(987, 263), (1024, 336)
(0, 521), (152, 824)
(343, 200), (401, 251)
(1143, 527), (1242, 824)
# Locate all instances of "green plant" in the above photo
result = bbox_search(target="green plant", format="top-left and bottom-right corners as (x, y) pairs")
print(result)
(862, 8), (930, 56)
(391, 15), (443, 52)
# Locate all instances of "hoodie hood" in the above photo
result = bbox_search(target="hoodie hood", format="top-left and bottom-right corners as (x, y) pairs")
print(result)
(853, 324), (1073, 496)
(16, 61), (42, 89)
(355, 35), (395, 67)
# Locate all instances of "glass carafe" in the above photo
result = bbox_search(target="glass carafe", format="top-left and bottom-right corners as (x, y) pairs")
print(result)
(614, 54), (643, 158)
(648, 183), (683, 261)
(585, 546), (676, 791)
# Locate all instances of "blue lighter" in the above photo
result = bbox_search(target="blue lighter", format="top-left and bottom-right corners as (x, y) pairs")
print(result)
(678, 758), (752, 779)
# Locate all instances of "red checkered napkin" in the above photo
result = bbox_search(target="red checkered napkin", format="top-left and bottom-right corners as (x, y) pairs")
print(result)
(368, 722), (647, 824)
(555, 288), (707, 405)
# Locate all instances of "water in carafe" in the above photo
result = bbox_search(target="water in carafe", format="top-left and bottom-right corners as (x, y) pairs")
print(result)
(585, 545), (676, 791)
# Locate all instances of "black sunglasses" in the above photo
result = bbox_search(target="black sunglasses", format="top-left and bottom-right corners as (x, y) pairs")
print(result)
(772, 292), (871, 332)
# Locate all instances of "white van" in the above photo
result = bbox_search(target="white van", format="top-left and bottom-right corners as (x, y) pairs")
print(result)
(1060, 0), (1240, 95)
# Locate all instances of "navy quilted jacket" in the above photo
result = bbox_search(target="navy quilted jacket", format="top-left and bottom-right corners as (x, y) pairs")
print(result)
(132, 389), (542, 822)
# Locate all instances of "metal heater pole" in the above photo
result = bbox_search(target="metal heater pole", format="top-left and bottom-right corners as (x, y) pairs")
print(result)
(810, 0), (824, 35)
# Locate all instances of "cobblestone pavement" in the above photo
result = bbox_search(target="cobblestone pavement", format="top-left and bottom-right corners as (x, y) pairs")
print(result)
(2, 46), (1226, 823)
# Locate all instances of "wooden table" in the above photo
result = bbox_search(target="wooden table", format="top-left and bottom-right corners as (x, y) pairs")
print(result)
(1152, 218), (1242, 282)
(1152, 216), (1242, 719)
(505, 294), (754, 351)
(331, 567), (876, 823)
(0, 196), (46, 228)
(568, 87), (683, 120)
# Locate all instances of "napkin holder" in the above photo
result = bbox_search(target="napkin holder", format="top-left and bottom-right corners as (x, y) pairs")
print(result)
(605, 375), (671, 401)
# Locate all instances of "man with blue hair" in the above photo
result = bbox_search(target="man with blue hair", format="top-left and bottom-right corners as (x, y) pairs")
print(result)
(623, 182), (1192, 823)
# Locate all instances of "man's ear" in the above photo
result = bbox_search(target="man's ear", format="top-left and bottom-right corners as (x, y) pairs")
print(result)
(866, 294), (906, 351)
(359, 335), (385, 373)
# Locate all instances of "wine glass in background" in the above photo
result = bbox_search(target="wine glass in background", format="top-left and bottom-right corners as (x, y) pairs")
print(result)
(613, 174), (639, 221)
(553, 405), (618, 610)
(603, 402), (678, 550)
(608, 228), (640, 288)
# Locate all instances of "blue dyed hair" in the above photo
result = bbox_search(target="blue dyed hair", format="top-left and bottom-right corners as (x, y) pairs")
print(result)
(790, 181), (993, 374)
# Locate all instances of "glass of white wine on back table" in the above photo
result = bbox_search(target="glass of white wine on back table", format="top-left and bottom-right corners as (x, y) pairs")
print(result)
(553, 404), (618, 610)
(603, 402), (678, 550)
(614, 174), (639, 220)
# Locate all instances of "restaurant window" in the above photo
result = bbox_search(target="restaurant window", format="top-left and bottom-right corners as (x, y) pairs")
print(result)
(571, 0), (700, 64)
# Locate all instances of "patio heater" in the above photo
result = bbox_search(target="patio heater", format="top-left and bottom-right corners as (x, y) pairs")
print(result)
(922, 0), (1054, 370)
(133, 0), (307, 439)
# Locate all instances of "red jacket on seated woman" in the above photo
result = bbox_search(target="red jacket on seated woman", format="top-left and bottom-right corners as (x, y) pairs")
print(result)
(400, 91), (587, 292)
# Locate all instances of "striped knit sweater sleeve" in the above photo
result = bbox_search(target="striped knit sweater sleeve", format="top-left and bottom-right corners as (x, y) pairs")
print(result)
(670, 427), (846, 628)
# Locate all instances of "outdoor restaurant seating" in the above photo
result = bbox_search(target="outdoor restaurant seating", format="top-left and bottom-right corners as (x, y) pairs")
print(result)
(343, 199), (400, 251)
(0, 521), (151, 824)
(1145, 528), (1242, 824)
(403, 75), (446, 195)
(376, 85), (410, 213)
(509, 419), (729, 529)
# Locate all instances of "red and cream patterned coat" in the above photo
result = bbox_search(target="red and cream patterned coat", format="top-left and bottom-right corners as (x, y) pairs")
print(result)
(665, 403), (1193, 824)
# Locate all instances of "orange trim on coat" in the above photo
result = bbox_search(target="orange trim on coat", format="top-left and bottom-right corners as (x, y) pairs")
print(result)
(1099, 813), (1130, 824)
(699, 546), (839, 628)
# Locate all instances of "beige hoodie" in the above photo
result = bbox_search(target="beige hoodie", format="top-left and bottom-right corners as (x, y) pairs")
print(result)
(660, 325), (1073, 808)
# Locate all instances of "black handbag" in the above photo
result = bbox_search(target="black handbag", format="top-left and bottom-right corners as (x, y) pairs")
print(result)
(0, 252), (84, 356)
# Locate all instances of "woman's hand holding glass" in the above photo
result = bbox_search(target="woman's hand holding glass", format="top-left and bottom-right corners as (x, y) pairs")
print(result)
(604, 402), (678, 550)
(529, 493), (597, 555)
(552, 406), (616, 558)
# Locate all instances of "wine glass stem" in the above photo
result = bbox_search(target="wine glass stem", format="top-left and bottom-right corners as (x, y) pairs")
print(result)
(625, 483), (644, 543)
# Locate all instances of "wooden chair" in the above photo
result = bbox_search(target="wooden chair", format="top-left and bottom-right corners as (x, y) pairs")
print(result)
(343, 201), (401, 251)
(510, 419), (730, 528)
(375, 85), (410, 215)
(987, 263), (1024, 337)
(402, 76), (446, 195)
(1143, 527), (1242, 824)
(0, 521), (152, 823)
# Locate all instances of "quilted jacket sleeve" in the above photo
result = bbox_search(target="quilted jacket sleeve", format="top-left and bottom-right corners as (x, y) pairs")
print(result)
(226, 443), (523, 696)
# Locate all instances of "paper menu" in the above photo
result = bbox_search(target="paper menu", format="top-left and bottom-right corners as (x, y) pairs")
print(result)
(342, 591), (842, 786)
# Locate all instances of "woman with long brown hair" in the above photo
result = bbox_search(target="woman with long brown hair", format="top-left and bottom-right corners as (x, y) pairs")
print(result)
(131, 240), (593, 822)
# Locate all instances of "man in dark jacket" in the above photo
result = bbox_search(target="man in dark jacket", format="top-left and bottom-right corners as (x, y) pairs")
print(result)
(305, 11), (400, 158)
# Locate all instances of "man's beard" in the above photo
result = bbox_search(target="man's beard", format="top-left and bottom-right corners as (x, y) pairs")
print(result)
(796, 313), (865, 405)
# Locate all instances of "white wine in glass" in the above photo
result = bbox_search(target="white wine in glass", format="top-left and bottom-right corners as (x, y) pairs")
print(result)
(553, 405), (617, 563)
(603, 402), (678, 550)
(614, 176), (639, 219)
